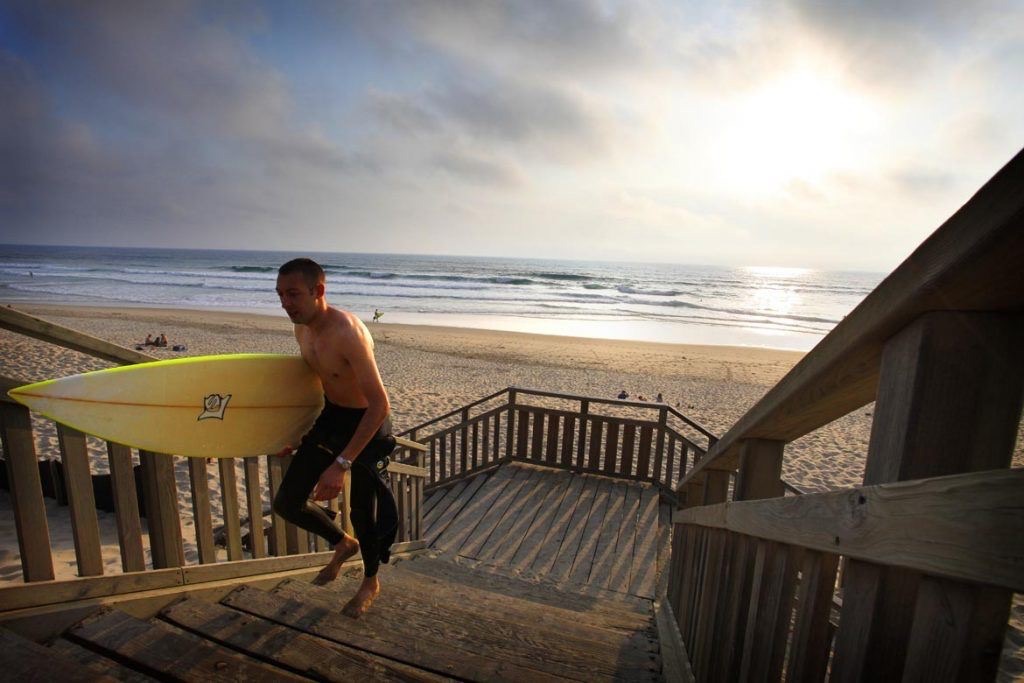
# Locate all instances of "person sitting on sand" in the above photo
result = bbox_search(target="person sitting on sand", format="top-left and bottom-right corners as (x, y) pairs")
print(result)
(617, 389), (629, 400)
(157, 333), (168, 347)
(144, 334), (154, 346)
(271, 258), (398, 619)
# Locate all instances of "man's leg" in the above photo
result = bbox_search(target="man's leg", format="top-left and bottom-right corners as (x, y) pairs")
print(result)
(344, 460), (384, 617)
(272, 445), (359, 584)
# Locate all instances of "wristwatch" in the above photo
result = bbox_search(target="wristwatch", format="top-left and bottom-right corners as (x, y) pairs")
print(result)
(335, 455), (352, 470)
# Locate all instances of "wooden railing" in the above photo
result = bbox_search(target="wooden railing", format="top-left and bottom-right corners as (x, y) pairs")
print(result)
(658, 149), (1024, 681)
(0, 308), (429, 595)
(397, 387), (716, 498)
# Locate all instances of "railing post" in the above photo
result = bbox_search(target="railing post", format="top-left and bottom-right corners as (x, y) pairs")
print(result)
(832, 312), (1024, 681)
(0, 402), (54, 581)
(504, 389), (517, 461)
(575, 399), (589, 471)
(460, 407), (470, 474)
(733, 438), (785, 502)
(139, 450), (184, 568)
(655, 406), (667, 484)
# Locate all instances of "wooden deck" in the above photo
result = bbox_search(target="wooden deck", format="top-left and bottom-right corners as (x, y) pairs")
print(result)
(0, 555), (663, 681)
(423, 461), (674, 602)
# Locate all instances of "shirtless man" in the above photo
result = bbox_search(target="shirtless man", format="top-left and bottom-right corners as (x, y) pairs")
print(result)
(272, 258), (398, 618)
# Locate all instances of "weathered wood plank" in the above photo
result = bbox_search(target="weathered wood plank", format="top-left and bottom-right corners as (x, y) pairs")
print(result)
(628, 484), (660, 598)
(0, 403), (54, 581)
(786, 549), (839, 681)
(56, 425), (104, 577)
(67, 607), (306, 681)
(265, 455), (287, 556)
(587, 418), (603, 470)
(279, 578), (659, 678)
(48, 637), (156, 682)
(106, 443), (146, 573)
(636, 424), (653, 481)
(433, 467), (512, 554)
(424, 478), (476, 548)
(399, 557), (652, 624)
(530, 408), (544, 462)
(712, 532), (754, 682)
(544, 475), (600, 582)
(902, 577), (1010, 681)
(481, 467), (552, 564)
(186, 457), (216, 564)
(604, 422), (620, 475)
(654, 500), (673, 599)
(691, 528), (729, 680)
(584, 480), (628, 594)
(458, 465), (533, 559)
(242, 456), (266, 558)
(509, 469), (576, 573)
(745, 541), (798, 680)
(160, 598), (445, 681)
(516, 407), (530, 459)
(227, 585), (567, 682)
(545, 411), (560, 465)
(621, 424), (636, 477)
(138, 450), (184, 568)
(565, 478), (613, 587)
(674, 467), (1024, 592)
(217, 457), (243, 561)
(475, 471), (540, 561)
(605, 482), (641, 594)
(0, 627), (117, 682)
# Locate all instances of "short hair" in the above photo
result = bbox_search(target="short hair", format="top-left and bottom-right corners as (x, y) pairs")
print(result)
(278, 258), (325, 288)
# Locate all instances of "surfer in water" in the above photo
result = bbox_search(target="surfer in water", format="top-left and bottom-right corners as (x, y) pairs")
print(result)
(272, 257), (398, 618)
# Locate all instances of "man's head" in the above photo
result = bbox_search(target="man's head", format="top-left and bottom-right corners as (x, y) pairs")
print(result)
(276, 258), (326, 324)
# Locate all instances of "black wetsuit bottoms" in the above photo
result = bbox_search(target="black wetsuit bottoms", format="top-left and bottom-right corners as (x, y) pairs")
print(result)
(271, 399), (398, 578)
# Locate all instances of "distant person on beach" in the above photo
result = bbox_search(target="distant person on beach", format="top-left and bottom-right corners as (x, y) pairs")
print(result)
(272, 257), (397, 618)
(372, 308), (383, 323)
(656, 392), (664, 402)
(144, 334), (154, 345)
(617, 390), (629, 399)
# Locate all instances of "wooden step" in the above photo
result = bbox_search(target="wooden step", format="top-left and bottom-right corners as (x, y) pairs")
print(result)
(66, 608), (310, 681)
(275, 577), (660, 680)
(397, 554), (653, 619)
(320, 561), (654, 638)
(221, 584), (565, 681)
(0, 627), (117, 682)
(159, 597), (446, 682)
(48, 636), (158, 682)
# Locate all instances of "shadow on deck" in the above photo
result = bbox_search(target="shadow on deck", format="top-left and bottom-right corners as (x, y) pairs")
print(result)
(0, 463), (669, 681)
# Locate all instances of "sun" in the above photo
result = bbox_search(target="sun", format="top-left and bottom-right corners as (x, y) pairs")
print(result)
(717, 67), (876, 194)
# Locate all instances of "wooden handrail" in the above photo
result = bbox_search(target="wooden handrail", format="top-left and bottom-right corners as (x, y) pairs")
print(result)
(673, 467), (1024, 593)
(0, 306), (157, 365)
(680, 148), (1024, 489)
(399, 387), (510, 436)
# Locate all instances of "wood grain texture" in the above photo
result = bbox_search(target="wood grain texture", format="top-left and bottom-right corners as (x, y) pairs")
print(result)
(673, 467), (1024, 591)
(0, 403), (54, 581)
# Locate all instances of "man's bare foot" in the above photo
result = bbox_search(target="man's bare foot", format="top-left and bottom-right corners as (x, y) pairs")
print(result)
(312, 534), (359, 586)
(342, 576), (380, 618)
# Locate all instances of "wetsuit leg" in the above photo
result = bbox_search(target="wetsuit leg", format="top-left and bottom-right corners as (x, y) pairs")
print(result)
(349, 445), (399, 577)
(271, 439), (344, 546)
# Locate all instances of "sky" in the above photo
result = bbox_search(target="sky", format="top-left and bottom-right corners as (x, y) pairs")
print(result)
(1, 1), (1022, 271)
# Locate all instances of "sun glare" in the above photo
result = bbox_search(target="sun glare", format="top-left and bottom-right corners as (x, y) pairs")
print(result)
(718, 67), (876, 194)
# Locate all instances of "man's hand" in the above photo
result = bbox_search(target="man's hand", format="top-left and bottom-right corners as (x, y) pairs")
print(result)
(312, 462), (347, 501)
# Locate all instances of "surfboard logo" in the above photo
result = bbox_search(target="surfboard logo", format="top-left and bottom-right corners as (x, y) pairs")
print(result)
(199, 393), (232, 421)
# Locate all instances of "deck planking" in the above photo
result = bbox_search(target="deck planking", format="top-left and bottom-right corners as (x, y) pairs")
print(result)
(423, 462), (671, 602)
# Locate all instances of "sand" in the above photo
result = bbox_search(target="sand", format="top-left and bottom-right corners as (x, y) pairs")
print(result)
(0, 303), (1020, 677)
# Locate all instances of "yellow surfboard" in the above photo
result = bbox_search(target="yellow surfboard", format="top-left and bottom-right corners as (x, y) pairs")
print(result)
(7, 354), (324, 458)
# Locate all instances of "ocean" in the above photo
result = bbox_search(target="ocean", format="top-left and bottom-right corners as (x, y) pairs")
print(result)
(0, 245), (882, 351)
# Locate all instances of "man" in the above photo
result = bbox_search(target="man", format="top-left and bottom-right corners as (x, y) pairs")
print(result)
(272, 258), (398, 618)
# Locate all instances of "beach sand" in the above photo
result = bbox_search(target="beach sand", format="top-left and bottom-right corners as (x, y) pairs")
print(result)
(1, 304), (1021, 677)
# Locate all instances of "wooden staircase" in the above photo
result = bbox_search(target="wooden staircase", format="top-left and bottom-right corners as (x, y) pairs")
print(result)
(0, 554), (663, 681)
(423, 461), (674, 603)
